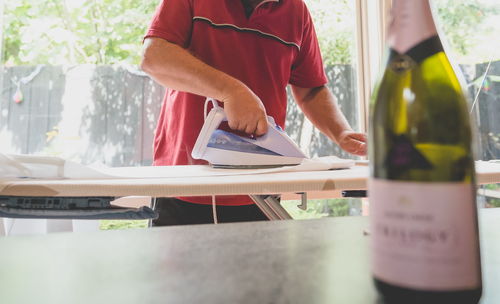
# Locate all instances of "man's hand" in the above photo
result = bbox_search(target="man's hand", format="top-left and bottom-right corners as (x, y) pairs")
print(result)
(336, 130), (367, 156)
(221, 85), (268, 136)
(291, 85), (367, 157)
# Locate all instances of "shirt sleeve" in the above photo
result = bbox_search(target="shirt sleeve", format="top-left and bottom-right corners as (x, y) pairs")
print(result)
(144, 0), (193, 48)
(289, 9), (328, 88)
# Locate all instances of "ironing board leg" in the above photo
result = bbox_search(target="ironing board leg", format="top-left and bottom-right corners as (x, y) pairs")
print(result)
(148, 197), (157, 228)
(250, 195), (293, 220)
(0, 218), (5, 236)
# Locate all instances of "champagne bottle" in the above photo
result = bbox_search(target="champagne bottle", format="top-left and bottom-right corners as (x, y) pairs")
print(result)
(368, 0), (482, 303)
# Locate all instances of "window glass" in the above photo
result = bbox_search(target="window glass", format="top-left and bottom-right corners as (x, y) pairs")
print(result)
(432, 0), (500, 209)
(0, 0), (362, 166)
(283, 0), (362, 219)
(1, 0), (159, 166)
(0, 1), (366, 223)
(289, 0), (360, 160)
(433, 0), (500, 161)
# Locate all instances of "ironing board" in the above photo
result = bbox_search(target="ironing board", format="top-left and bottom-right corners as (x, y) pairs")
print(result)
(1, 160), (500, 222)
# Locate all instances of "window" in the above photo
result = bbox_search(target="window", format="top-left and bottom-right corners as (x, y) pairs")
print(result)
(288, 0), (362, 160)
(0, 0), (366, 166)
(0, 0), (369, 223)
(1, 0), (159, 166)
(2, 1), (496, 221)
(283, 0), (377, 218)
(432, 0), (500, 208)
(433, 0), (500, 162)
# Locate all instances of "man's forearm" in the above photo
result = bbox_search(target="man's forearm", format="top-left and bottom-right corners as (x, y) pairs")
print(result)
(141, 37), (244, 102)
(291, 85), (353, 144)
(140, 37), (269, 135)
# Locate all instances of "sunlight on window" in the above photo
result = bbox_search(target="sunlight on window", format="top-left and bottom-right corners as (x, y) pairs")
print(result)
(434, 0), (500, 161)
(1, 0), (363, 166)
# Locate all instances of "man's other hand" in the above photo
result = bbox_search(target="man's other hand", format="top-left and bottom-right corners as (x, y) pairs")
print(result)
(337, 131), (367, 156)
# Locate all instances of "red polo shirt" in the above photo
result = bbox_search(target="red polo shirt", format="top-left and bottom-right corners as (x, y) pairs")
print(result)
(145, 0), (327, 205)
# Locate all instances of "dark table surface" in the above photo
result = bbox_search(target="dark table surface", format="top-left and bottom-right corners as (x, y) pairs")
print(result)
(0, 209), (498, 304)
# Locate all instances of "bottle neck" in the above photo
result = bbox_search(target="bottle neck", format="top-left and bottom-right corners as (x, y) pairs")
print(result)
(388, 0), (438, 54)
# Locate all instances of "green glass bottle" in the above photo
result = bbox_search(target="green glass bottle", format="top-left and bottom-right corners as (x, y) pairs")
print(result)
(368, 0), (482, 303)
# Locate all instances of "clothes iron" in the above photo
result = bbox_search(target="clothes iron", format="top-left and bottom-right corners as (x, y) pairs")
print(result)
(192, 99), (307, 169)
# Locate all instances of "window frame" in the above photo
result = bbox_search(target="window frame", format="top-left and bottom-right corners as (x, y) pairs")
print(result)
(355, 0), (391, 134)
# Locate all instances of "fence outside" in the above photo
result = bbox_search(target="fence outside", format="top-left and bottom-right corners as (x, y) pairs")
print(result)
(0, 63), (498, 166)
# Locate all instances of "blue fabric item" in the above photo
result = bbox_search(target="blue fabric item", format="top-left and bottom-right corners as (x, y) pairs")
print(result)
(0, 206), (158, 220)
(207, 130), (281, 156)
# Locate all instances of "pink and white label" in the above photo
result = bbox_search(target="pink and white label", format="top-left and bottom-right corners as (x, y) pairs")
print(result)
(369, 179), (481, 290)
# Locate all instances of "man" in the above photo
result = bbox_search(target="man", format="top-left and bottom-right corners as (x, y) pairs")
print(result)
(141, 0), (367, 226)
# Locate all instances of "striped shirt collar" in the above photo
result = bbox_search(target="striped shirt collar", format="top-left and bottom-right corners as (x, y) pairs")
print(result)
(255, 0), (280, 10)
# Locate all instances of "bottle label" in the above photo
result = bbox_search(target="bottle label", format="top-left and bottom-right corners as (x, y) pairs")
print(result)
(369, 179), (481, 290)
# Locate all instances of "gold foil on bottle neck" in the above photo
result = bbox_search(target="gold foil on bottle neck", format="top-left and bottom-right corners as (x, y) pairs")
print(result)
(390, 54), (416, 73)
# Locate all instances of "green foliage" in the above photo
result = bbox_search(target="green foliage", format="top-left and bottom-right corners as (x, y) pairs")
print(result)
(283, 200), (328, 219)
(484, 183), (500, 208)
(3, 1), (498, 66)
(3, 0), (158, 65)
(484, 183), (500, 191)
(305, 0), (354, 65)
(100, 219), (148, 230)
(283, 198), (360, 219)
(3, 0), (356, 66)
(434, 0), (500, 63)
